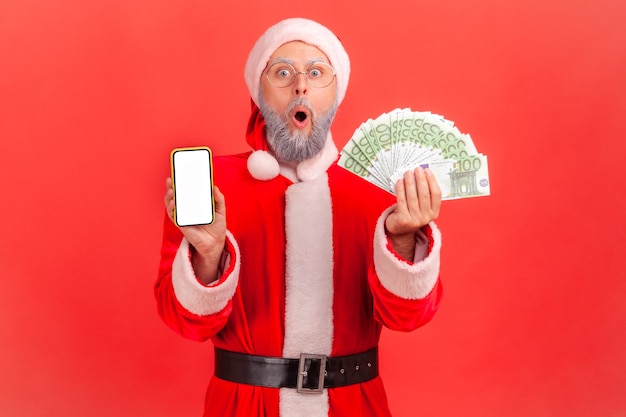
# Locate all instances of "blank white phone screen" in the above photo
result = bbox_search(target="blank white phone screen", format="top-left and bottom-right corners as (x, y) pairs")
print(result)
(173, 148), (214, 226)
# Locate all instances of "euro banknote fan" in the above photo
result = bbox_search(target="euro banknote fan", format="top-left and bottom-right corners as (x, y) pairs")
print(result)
(338, 108), (490, 200)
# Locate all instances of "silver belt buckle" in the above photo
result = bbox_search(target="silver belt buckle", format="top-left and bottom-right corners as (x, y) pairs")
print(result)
(297, 353), (327, 394)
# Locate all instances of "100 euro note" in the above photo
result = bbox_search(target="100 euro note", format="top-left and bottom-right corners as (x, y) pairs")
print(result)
(387, 154), (491, 200)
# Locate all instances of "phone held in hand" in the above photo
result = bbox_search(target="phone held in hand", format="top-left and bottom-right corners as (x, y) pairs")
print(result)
(170, 147), (215, 227)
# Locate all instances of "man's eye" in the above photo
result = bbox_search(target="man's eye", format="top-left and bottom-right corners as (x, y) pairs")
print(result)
(309, 68), (322, 78)
(277, 69), (292, 78)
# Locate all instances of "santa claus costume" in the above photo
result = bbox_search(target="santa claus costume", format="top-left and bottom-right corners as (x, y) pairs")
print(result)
(155, 18), (443, 417)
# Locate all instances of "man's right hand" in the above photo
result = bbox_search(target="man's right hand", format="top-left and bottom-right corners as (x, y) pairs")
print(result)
(164, 177), (227, 284)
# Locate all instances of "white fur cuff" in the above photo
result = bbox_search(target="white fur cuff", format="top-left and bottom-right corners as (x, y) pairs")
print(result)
(373, 206), (441, 300)
(171, 231), (240, 316)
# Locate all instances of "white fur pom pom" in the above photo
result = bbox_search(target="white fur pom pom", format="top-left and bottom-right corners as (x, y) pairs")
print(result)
(247, 150), (280, 181)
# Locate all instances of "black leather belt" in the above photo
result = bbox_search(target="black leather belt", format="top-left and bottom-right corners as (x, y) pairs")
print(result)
(214, 347), (378, 394)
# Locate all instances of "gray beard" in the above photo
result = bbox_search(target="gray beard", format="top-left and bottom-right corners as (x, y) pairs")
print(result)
(258, 92), (337, 164)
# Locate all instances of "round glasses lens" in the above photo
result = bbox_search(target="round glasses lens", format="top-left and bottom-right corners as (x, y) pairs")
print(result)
(266, 63), (296, 88)
(306, 62), (335, 88)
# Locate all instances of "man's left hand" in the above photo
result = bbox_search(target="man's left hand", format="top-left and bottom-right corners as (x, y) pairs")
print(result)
(385, 167), (442, 261)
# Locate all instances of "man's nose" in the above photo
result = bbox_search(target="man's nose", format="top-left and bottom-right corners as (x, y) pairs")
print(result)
(292, 72), (308, 96)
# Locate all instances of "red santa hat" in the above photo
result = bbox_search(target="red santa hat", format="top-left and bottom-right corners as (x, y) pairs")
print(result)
(243, 18), (351, 181)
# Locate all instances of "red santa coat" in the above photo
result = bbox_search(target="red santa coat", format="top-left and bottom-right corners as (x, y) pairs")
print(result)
(155, 140), (443, 417)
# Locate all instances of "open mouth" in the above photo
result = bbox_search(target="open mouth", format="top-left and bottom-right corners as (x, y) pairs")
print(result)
(294, 111), (307, 122)
(290, 107), (311, 129)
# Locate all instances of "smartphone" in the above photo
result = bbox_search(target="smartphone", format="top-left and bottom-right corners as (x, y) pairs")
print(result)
(170, 147), (215, 227)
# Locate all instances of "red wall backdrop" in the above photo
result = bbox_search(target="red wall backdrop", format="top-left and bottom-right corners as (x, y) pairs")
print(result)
(1, 0), (625, 416)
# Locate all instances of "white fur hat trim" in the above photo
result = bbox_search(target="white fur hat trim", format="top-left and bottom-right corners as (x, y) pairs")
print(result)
(244, 17), (350, 107)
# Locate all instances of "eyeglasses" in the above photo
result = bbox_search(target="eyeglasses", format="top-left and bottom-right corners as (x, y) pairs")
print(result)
(264, 61), (336, 88)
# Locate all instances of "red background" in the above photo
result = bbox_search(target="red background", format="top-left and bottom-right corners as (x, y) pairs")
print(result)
(1, 0), (625, 416)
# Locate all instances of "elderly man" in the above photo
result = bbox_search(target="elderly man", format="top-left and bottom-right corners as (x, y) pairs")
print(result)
(156, 17), (443, 417)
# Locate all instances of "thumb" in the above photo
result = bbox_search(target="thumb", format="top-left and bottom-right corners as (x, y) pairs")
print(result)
(213, 185), (226, 216)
